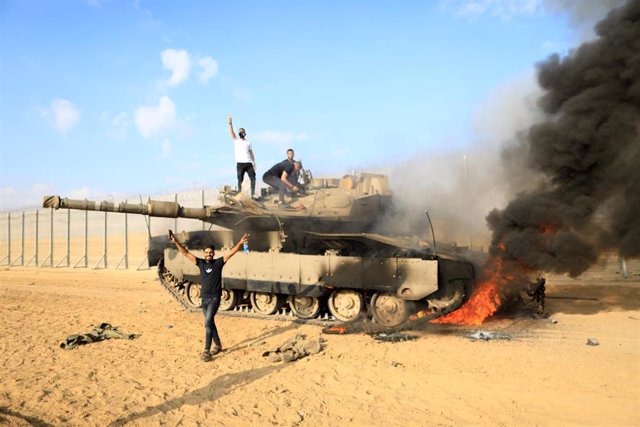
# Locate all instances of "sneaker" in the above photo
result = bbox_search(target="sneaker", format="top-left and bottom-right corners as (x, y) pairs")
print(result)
(211, 346), (223, 355)
(200, 350), (212, 362)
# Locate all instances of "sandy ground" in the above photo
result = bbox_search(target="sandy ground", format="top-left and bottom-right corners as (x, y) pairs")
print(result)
(0, 267), (639, 427)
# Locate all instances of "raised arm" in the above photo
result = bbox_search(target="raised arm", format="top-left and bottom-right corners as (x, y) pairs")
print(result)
(223, 233), (249, 263)
(169, 230), (196, 264)
(228, 114), (237, 140)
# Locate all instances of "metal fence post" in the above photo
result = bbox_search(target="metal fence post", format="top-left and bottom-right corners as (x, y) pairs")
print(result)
(44, 207), (54, 267)
(11, 212), (25, 266)
(40, 208), (54, 268)
(25, 210), (39, 267)
(0, 212), (10, 265)
(94, 211), (107, 269)
(56, 208), (70, 267)
(116, 200), (129, 270)
(74, 208), (88, 268)
(66, 208), (70, 266)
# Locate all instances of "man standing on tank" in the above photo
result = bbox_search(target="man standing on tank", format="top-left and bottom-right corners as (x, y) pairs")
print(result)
(228, 114), (257, 198)
(263, 158), (301, 205)
(169, 230), (249, 362)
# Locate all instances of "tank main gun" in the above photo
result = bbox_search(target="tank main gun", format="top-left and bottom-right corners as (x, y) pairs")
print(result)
(43, 195), (215, 221)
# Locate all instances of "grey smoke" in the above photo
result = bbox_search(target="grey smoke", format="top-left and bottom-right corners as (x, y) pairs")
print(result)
(488, 0), (640, 276)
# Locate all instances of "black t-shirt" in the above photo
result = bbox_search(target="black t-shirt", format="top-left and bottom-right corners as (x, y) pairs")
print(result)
(265, 160), (294, 179)
(195, 257), (225, 299)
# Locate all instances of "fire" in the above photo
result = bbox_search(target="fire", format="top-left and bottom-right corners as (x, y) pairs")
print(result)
(540, 224), (556, 234)
(431, 280), (500, 325)
(431, 255), (511, 326)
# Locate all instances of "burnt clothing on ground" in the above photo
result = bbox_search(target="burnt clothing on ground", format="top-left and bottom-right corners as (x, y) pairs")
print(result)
(195, 257), (225, 299)
(60, 323), (139, 349)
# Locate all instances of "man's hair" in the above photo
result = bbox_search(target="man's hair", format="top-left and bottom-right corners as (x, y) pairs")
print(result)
(205, 244), (215, 251)
(287, 148), (294, 153)
(293, 161), (302, 168)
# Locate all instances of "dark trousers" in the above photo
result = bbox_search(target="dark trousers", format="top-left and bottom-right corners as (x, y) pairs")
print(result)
(237, 163), (256, 196)
(263, 174), (288, 203)
(202, 296), (221, 350)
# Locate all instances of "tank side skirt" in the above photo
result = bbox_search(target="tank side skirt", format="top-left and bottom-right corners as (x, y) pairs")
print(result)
(164, 248), (446, 298)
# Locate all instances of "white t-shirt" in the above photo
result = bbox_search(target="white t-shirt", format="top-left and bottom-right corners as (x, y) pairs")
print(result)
(233, 138), (253, 163)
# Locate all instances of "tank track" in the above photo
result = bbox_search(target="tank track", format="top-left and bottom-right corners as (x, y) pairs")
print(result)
(156, 259), (465, 330)
(157, 259), (338, 325)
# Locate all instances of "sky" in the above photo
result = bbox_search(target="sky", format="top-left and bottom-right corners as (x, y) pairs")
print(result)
(0, 0), (623, 211)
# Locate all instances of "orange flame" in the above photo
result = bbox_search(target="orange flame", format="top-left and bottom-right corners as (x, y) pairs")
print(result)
(431, 254), (511, 326)
(431, 280), (500, 325)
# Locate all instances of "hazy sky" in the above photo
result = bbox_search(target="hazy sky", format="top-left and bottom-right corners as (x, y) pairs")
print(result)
(0, 0), (618, 210)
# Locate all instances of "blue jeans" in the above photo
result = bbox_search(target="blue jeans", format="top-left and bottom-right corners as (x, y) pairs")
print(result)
(202, 296), (221, 351)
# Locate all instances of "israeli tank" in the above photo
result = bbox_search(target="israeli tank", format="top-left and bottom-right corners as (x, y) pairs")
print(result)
(43, 172), (476, 327)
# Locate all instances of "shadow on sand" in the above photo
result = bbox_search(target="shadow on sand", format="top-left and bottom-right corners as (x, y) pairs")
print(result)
(108, 322), (302, 426)
(108, 363), (289, 426)
(223, 321), (303, 356)
(0, 407), (55, 427)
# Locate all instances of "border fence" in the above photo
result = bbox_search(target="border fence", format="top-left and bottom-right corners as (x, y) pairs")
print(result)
(0, 188), (223, 270)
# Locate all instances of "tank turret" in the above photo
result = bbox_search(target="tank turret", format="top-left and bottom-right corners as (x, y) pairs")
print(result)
(43, 172), (393, 234)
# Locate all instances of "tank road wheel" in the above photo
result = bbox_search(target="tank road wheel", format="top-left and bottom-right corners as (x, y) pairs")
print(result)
(370, 293), (412, 327)
(250, 292), (283, 315)
(327, 289), (365, 322)
(219, 289), (239, 311)
(288, 295), (321, 319)
(185, 282), (202, 308)
(427, 280), (466, 311)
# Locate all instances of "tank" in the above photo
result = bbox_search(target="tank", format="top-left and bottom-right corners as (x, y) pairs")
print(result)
(43, 172), (476, 327)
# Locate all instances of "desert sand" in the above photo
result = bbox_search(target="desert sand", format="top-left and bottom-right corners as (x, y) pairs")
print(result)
(1, 267), (639, 426)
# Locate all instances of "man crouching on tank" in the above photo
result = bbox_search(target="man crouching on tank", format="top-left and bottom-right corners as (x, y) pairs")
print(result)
(169, 229), (249, 362)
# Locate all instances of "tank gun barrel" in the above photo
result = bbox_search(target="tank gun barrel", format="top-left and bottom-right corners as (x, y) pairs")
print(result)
(43, 195), (209, 220)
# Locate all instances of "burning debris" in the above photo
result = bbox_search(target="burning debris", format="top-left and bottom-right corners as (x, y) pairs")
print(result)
(526, 277), (546, 317)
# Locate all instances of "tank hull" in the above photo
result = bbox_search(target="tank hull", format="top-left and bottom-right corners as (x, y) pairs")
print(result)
(157, 233), (476, 326)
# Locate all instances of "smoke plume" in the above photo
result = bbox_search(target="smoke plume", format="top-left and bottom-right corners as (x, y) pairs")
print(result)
(488, 0), (640, 277)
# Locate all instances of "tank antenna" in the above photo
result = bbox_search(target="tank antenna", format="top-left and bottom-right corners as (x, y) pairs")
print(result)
(424, 210), (437, 257)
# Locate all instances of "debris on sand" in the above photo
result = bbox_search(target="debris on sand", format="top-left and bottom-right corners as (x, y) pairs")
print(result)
(586, 338), (600, 346)
(466, 331), (512, 341)
(371, 332), (418, 343)
(262, 334), (324, 363)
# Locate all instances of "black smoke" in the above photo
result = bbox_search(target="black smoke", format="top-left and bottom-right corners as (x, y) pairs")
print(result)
(487, 0), (640, 277)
